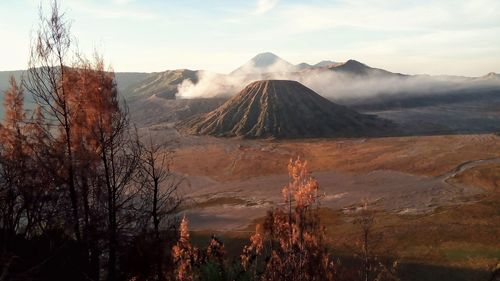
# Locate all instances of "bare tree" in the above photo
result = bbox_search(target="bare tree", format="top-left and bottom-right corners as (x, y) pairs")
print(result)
(138, 135), (184, 280)
(354, 201), (375, 281)
(353, 202), (400, 281)
(24, 0), (82, 241)
(23, 106), (60, 235)
(92, 96), (142, 280)
(63, 56), (123, 280)
(139, 136), (184, 237)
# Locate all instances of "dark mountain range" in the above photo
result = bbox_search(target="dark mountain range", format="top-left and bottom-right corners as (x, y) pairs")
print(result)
(329, 59), (405, 77)
(178, 80), (394, 138)
(315, 60), (341, 68)
(296, 60), (340, 70)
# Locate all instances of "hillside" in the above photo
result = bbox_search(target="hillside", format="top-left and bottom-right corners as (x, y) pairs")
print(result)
(179, 80), (394, 138)
(0, 69), (149, 93)
(121, 69), (198, 100)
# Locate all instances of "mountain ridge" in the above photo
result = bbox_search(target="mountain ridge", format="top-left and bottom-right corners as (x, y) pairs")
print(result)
(1, 53), (499, 105)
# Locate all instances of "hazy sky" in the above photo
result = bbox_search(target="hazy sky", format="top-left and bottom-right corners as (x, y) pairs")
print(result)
(1, 0), (499, 76)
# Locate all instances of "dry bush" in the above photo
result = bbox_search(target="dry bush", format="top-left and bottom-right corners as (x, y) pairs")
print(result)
(241, 157), (335, 281)
(172, 217), (200, 281)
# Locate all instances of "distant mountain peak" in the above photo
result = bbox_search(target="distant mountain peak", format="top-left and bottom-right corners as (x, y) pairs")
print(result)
(251, 52), (281, 66)
(330, 59), (376, 75)
(343, 59), (368, 67)
(296, 62), (313, 70)
(478, 72), (500, 81)
(314, 60), (339, 68)
(296, 60), (340, 70)
(254, 51), (279, 57)
(231, 52), (296, 75)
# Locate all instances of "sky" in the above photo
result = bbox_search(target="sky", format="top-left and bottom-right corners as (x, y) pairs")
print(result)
(0, 0), (499, 76)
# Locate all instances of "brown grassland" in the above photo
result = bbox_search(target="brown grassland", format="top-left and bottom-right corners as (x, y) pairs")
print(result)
(172, 134), (500, 180)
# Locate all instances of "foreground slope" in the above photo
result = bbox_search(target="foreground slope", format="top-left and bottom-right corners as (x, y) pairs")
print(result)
(179, 80), (394, 138)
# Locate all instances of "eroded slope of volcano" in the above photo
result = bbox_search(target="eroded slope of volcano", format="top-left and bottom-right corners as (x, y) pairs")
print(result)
(180, 80), (393, 138)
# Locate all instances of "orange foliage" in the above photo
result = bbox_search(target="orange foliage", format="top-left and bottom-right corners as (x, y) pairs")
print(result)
(241, 157), (335, 281)
(0, 76), (27, 159)
(63, 60), (119, 157)
(172, 216), (199, 281)
(206, 235), (226, 263)
(2, 76), (25, 129)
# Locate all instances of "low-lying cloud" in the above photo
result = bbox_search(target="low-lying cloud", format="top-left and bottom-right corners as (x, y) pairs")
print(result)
(177, 61), (500, 104)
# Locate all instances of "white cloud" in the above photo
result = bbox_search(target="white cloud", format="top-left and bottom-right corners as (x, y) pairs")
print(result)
(255, 0), (279, 14)
(176, 56), (500, 100)
(112, 0), (135, 4)
(2, 0), (500, 76)
(274, 0), (500, 33)
(64, 0), (157, 20)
